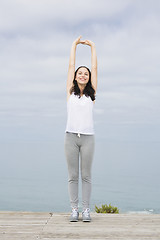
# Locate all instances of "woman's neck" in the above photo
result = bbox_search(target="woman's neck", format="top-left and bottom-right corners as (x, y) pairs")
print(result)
(78, 83), (86, 96)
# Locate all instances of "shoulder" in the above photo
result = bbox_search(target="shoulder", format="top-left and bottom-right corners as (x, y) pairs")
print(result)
(67, 92), (77, 101)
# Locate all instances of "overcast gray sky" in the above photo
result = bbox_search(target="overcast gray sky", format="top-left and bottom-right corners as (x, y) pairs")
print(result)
(0, 0), (160, 179)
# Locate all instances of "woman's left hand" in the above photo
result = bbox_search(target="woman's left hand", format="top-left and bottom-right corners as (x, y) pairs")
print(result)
(81, 39), (95, 47)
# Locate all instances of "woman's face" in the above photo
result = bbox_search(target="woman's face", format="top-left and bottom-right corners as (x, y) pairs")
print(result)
(75, 67), (89, 86)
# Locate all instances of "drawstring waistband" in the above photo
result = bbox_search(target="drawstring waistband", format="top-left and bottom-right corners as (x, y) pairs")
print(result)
(77, 133), (80, 138)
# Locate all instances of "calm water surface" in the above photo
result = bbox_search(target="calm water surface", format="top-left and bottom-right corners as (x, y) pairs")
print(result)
(0, 139), (160, 213)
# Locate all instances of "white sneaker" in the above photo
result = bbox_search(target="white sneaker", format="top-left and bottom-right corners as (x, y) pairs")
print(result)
(82, 208), (91, 222)
(69, 208), (79, 222)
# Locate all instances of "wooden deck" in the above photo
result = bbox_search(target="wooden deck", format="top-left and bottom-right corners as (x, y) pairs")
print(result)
(0, 211), (160, 239)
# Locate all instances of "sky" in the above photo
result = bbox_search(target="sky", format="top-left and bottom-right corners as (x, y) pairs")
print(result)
(0, 0), (160, 180)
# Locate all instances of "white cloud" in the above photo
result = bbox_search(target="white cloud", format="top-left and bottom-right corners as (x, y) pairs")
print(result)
(0, 0), (132, 32)
(0, 0), (160, 129)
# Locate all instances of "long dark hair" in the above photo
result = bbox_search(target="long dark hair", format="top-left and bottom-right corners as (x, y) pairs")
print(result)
(70, 66), (95, 101)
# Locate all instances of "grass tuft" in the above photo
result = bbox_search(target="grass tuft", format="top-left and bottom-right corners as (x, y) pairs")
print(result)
(95, 204), (119, 214)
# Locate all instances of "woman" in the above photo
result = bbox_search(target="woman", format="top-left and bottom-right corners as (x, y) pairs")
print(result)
(65, 36), (97, 222)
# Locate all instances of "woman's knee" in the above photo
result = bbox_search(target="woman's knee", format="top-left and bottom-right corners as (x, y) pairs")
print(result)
(68, 172), (79, 183)
(81, 172), (91, 183)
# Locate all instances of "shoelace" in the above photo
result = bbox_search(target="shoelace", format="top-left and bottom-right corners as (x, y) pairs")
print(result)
(72, 208), (78, 217)
(83, 208), (90, 216)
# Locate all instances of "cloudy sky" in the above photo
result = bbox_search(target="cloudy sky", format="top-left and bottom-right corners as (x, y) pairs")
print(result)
(0, 0), (160, 180)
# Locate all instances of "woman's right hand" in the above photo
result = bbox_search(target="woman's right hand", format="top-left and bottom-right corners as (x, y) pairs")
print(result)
(73, 36), (84, 45)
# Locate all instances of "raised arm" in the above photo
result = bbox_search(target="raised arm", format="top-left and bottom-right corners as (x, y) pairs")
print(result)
(67, 36), (83, 100)
(83, 40), (97, 92)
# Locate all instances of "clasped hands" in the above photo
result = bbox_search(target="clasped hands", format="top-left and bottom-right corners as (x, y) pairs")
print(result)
(73, 36), (95, 47)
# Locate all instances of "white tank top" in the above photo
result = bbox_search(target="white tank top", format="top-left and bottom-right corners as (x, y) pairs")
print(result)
(66, 94), (94, 135)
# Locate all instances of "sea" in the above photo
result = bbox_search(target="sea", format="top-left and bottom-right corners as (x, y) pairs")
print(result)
(0, 134), (160, 214)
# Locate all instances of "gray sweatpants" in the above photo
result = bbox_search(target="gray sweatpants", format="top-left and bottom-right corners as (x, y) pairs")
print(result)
(64, 132), (95, 210)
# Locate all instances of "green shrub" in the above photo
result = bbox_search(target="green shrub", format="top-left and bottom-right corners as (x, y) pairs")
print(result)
(95, 204), (119, 214)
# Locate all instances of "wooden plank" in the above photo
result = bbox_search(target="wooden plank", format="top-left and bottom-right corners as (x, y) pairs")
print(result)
(0, 212), (51, 240)
(41, 213), (160, 240)
(0, 212), (160, 240)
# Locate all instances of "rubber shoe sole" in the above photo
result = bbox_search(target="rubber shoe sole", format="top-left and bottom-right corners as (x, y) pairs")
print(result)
(83, 218), (91, 222)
